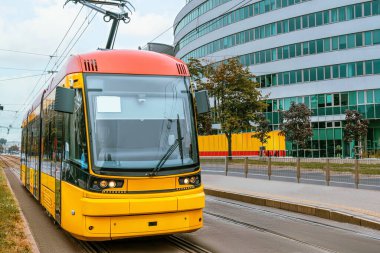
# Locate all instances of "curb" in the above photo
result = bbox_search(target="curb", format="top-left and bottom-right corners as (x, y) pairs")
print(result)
(204, 188), (380, 231)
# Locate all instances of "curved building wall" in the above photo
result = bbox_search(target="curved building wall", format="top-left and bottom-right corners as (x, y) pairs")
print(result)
(174, 0), (380, 158)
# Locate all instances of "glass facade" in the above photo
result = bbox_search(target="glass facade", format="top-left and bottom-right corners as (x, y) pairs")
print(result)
(265, 89), (380, 157)
(175, 0), (232, 36)
(181, 1), (379, 62)
(175, 0), (310, 52)
(257, 59), (380, 88)
(228, 30), (380, 69)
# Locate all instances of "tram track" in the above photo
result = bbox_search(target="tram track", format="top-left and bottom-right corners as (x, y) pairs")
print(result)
(203, 210), (337, 253)
(208, 197), (380, 241)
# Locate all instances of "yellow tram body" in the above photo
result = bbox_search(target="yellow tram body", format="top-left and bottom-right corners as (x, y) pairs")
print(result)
(20, 50), (205, 240)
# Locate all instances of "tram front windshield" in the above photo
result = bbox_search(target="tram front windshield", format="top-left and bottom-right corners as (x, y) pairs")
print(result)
(86, 74), (199, 172)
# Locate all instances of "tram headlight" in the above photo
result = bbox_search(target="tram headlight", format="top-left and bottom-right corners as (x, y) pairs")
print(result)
(99, 180), (108, 189)
(179, 174), (201, 186)
(108, 180), (116, 188)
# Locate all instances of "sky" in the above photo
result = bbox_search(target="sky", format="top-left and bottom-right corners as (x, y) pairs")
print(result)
(0, 0), (186, 143)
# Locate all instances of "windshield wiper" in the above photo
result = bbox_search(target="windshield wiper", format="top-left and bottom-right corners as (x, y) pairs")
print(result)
(147, 115), (184, 177)
(177, 114), (184, 164)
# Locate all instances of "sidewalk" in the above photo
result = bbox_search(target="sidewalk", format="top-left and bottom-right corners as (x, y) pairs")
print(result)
(203, 174), (380, 230)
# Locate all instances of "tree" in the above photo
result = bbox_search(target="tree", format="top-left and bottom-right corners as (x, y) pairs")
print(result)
(279, 102), (313, 157)
(0, 138), (6, 146)
(343, 110), (369, 158)
(187, 58), (212, 135)
(205, 58), (267, 157)
(8, 145), (19, 154)
(251, 112), (271, 156)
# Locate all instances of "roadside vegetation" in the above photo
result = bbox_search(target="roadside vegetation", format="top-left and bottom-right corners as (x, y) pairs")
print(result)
(0, 160), (31, 253)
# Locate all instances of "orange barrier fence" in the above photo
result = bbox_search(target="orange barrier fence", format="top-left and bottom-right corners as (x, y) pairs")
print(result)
(198, 131), (286, 157)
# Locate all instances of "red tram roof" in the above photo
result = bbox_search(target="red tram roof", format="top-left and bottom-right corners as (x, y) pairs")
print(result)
(23, 49), (190, 122)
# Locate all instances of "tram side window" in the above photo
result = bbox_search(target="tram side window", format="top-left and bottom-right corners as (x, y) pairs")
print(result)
(27, 121), (33, 166)
(66, 90), (88, 169)
(21, 128), (26, 166)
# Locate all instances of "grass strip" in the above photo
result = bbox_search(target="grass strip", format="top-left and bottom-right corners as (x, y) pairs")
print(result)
(0, 161), (31, 253)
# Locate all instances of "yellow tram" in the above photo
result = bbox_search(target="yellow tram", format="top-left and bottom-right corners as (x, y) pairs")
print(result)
(20, 50), (209, 241)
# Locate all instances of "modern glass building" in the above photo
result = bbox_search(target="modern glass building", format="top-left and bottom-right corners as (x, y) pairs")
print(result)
(174, 0), (380, 158)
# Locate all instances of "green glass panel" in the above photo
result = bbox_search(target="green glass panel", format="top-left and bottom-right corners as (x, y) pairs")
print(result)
(349, 105), (358, 111)
(366, 60), (373, 74)
(341, 106), (348, 114)
(358, 91), (365, 104)
(295, 16), (301, 30)
(326, 107), (333, 116)
(309, 41), (316, 54)
(290, 71), (296, 84)
(313, 129), (319, 139)
(323, 10), (330, 24)
(332, 65), (339, 78)
(296, 70), (302, 83)
(358, 105), (366, 116)
(273, 112), (279, 124)
(355, 3), (362, 18)
(347, 5), (354, 20)
(326, 129), (334, 140)
(332, 37), (338, 50)
(338, 7), (346, 21)
(348, 63), (356, 77)
(367, 104), (375, 118)
(349, 91), (357, 105)
(333, 107), (340, 115)
(373, 0), (380, 15)
(334, 128), (342, 139)
(364, 2), (372, 16)
(284, 72), (290, 85)
(303, 42), (309, 55)
(376, 104), (380, 118)
(311, 95), (317, 109)
(375, 90), (380, 103)
(296, 43), (302, 56)
(356, 33), (363, 47)
(340, 64), (347, 78)
(339, 35), (347, 49)
(341, 93), (348, 106)
(357, 61), (364, 76)
(374, 59), (380, 74)
(304, 69), (310, 82)
(318, 94), (325, 108)
(347, 34), (355, 48)
(331, 8), (338, 22)
(289, 44), (296, 58)
(325, 66), (331, 79)
(317, 39), (324, 53)
(324, 38), (331, 52)
(305, 96), (310, 108)
(310, 68), (316, 81)
(367, 90), (374, 104)
(316, 12), (323, 26)
(365, 31), (372, 46)
(317, 67), (324, 80)
(319, 129), (326, 140)
(309, 13), (316, 27)
(373, 30), (380, 44)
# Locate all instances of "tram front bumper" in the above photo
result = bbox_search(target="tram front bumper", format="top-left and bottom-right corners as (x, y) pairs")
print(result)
(61, 182), (205, 241)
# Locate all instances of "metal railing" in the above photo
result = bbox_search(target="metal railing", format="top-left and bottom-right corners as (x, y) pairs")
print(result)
(200, 156), (380, 190)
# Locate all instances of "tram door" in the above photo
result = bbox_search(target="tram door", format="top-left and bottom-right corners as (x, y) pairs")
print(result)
(54, 112), (64, 224)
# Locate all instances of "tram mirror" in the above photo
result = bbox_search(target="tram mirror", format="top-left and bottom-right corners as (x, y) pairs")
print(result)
(195, 90), (210, 115)
(54, 86), (75, 114)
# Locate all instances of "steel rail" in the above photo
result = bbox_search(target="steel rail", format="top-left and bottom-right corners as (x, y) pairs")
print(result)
(166, 235), (213, 253)
(203, 210), (337, 253)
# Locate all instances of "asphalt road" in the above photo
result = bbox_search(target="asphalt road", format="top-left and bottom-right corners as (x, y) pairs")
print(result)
(201, 165), (380, 191)
(4, 164), (380, 253)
